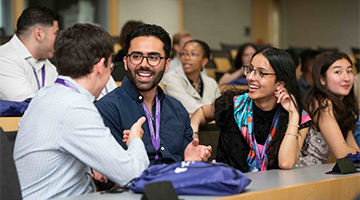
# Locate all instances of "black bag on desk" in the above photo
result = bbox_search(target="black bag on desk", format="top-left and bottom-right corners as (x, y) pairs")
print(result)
(129, 161), (251, 196)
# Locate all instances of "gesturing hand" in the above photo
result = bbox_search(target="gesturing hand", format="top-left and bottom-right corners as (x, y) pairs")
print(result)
(92, 169), (108, 183)
(122, 116), (146, 147)
(184, 138), (212, 162)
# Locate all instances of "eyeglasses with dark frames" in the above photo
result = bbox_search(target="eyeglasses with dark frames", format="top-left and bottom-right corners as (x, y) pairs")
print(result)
(243, 65), (276, 79)
(127, 52), (165, 67)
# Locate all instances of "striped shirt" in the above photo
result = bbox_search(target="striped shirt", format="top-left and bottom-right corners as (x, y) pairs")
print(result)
(13, 75), (149, 200)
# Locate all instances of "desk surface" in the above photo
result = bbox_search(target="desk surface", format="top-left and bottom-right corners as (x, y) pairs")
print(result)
(59, 164), (360, 200)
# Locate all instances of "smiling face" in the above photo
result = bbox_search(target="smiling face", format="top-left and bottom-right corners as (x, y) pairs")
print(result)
(124, 36), (170, 92)
(321, 58), (353, 99)
(246, 53), (280, 104)
(180, 42), (208, 76)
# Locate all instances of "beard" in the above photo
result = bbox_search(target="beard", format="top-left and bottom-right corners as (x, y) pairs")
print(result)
(126, 62), (166, 92)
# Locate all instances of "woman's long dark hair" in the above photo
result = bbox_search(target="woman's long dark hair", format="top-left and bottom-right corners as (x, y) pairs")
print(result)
(304, 51), (359, 138)
(257, 47), (303, 169)
(215, 47), (303, 169)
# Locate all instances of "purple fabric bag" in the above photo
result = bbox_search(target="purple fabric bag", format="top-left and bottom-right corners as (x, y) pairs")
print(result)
(129, 161), (251, 196)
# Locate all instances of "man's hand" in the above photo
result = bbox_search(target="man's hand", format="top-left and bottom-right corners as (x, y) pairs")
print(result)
(91, 169), (108, 183)
(184, 138), (212, 161)
(123, 117), (146, 147)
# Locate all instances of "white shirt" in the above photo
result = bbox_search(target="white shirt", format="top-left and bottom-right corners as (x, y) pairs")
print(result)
(0, 34), (116, 102)
(168, 57), (181, 72)
(98, 75), (117, 100)
(13, 76), (149, 200)
(162, 66), (220, 114)
(0, 35), (58, 101)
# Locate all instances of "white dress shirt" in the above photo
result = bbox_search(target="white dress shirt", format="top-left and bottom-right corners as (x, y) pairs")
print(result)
(0, 35), (58, 101)
(0, 34), (117, 102)
(13, 75), (149, 200)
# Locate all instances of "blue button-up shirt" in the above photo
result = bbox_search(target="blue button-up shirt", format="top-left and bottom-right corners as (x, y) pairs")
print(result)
(96, 76), (193, 166)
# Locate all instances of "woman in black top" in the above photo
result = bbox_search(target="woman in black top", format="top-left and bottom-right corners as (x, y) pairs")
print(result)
(191, 47), (311, 172)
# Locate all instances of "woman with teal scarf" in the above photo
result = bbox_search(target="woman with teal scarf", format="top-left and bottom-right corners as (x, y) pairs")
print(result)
(191, 47), (311, 172)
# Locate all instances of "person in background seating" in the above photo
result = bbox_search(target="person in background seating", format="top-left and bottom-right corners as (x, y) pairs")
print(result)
(285, 48), (302, 80)
(113, 20), (144, 63)
(0, 6), (59, 101)
(168, 30), (192, 72)
(218, 43), (257, 86)
(163, 39), (220, 114)
(297, 49), (320, 99)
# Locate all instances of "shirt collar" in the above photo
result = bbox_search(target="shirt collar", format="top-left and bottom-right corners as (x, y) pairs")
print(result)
(11, 34), (33, 60)
(121, 76), (165, 103)
(57, 75), (95, 102)
(11, 34), (46, 70)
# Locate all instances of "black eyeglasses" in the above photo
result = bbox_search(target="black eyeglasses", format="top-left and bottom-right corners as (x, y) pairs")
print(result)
(243, 65), (276, 80)
(127, 52), (165, 67)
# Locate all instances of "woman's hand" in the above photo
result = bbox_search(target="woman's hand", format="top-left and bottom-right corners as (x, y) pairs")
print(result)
(275, 87), (298, 115)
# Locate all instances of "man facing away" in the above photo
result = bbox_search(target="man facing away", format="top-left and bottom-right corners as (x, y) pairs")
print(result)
(95, 24), (212, 188)
(0, 6), (59, 101)
(13, 23), (149, 200)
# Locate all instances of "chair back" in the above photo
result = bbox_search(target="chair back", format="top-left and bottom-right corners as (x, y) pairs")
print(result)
(111, 62), (127, 81)
(0, 128), (22, 200)
(0, 117), (21, 132)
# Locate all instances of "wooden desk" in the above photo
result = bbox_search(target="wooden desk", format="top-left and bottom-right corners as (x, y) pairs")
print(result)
(217, 164), (360, 200)
(0, 117), (21, 131)
(57, 164), (360, 200)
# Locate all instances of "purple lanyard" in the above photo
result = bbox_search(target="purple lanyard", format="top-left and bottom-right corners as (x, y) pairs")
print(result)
(32, 64), (45, 90)
(252, 108), (279, 168)
(141, 92), (161, 160)
(55, 78), (80, 93)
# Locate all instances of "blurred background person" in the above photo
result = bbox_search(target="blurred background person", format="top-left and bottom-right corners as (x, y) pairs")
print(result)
(297, 49), (320, 99)
(168, 30), (192, 72)
(163, 39), (219, 114)
(285, 48), (302, 80)
(113, 20), (144, 63)
(218, 43), (257, 85)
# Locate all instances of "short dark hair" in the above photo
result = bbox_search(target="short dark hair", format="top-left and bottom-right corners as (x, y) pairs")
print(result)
(299, 49), (320, 73)
(125, 24), (171, 58)
(55, 23), (114, 78)
(285, 48), (300, 67)
(183, 39), (211, 59)
(16, 6), (59, 36)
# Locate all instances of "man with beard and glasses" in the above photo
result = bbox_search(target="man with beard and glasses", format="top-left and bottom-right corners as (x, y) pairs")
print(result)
(95, 24), (212, 190)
